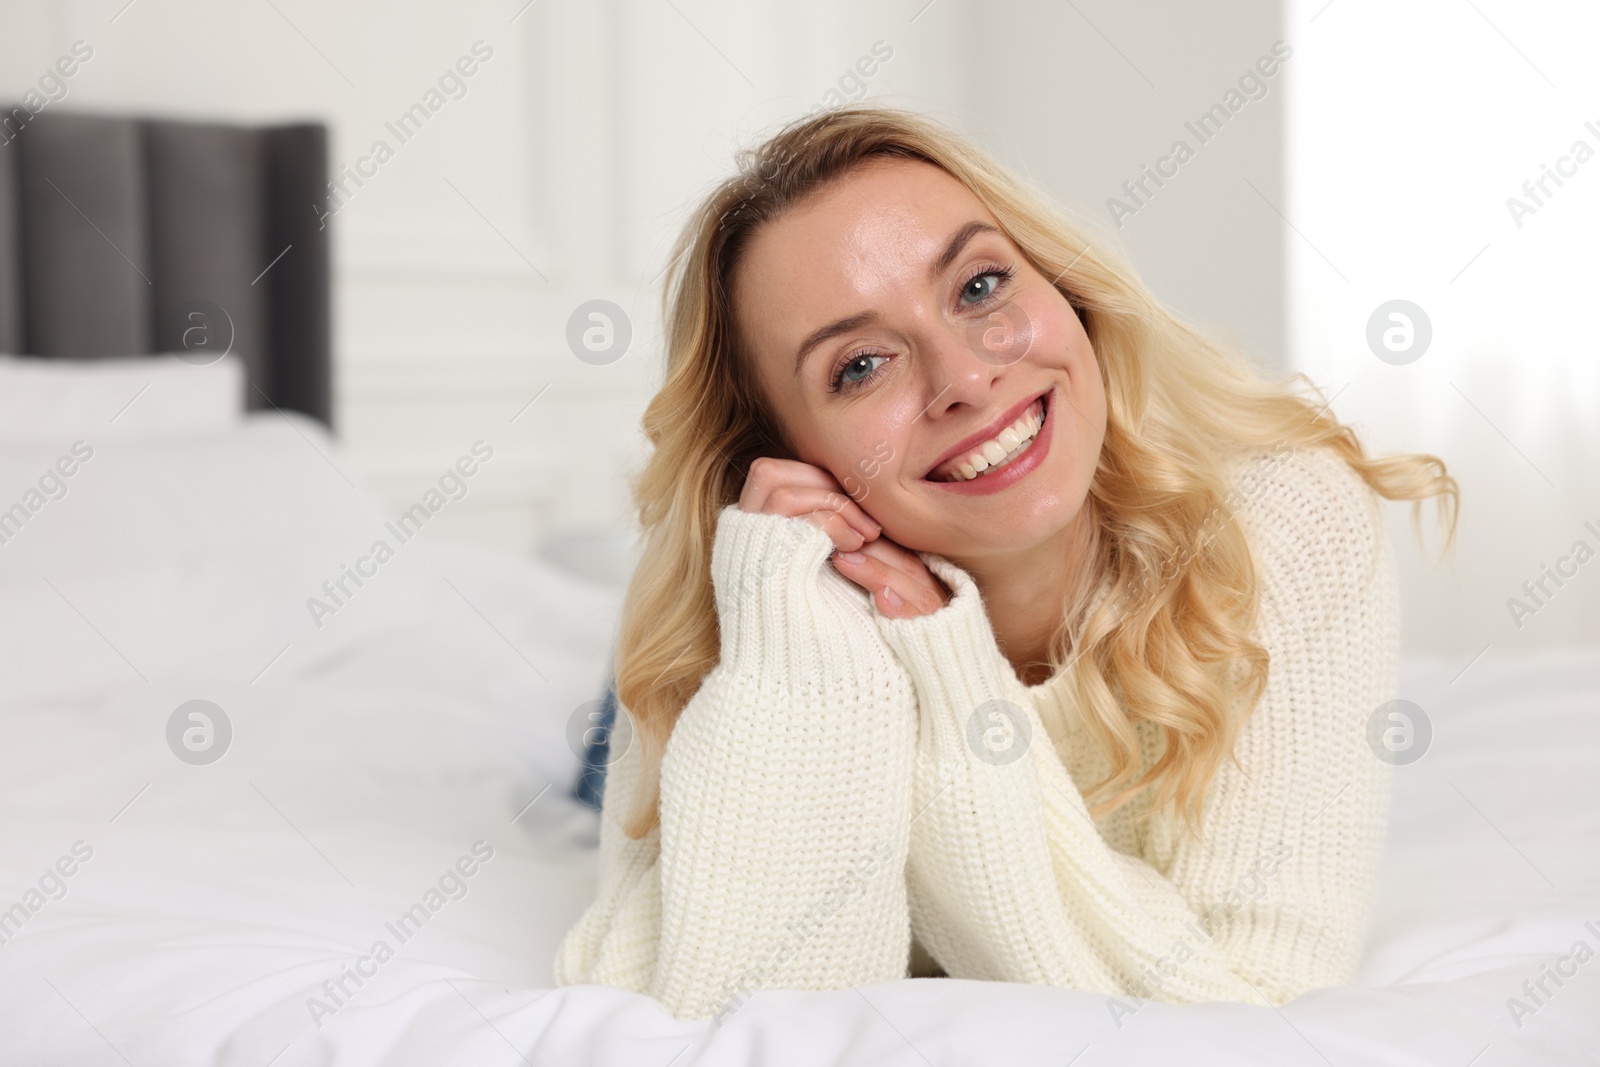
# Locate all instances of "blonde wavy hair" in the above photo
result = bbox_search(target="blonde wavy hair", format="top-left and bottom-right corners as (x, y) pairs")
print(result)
(611, 104), (1458, 841)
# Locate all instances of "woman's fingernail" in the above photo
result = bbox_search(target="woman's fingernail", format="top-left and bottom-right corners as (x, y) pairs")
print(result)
(883, 586), (903, 608)
(838, 551), (866, 564)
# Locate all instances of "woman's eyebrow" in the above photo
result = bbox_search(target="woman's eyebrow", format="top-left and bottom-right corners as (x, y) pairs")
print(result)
(794, 311), (877, 377)
(792, 220), (1003, 377)
(927, 221), (1001, 283)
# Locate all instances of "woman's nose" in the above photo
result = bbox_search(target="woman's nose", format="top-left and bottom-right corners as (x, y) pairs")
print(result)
(916, 301), (1037, 412)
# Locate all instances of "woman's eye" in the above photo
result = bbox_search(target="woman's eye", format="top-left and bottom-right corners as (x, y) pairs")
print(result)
(832, 351), (889, 392)
(961, 272), (1003, 305)
(841, 353), (885, 383)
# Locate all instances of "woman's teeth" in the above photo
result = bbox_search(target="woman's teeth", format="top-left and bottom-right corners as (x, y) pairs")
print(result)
(938, 398), (1044, 482)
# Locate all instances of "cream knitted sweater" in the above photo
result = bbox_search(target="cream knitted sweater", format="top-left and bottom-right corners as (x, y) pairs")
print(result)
(552, 444), (1399, 1022)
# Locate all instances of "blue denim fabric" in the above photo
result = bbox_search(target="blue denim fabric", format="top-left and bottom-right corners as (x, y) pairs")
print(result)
(571, 672), (617, 811)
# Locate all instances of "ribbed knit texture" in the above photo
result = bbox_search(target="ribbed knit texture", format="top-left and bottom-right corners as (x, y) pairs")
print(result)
(552, 444), (1399, 1019)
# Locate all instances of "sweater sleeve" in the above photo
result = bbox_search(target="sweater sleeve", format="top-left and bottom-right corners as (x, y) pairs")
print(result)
(551, 503), (920, 1021)
(871, 445), (1399, 1008)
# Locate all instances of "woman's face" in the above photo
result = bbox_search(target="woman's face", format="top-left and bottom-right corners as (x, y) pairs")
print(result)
(732, 156), (1107, 564)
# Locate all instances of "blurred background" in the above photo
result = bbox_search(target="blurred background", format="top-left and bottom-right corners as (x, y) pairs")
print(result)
(3, 0), (1595, 660)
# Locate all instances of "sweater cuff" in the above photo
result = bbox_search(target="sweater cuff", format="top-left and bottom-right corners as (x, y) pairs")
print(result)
(708, 503), (858, 688)
(873, 554), (1027, 748)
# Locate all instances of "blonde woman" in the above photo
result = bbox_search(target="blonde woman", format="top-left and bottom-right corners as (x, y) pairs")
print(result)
(552, 105), (1457, 1024)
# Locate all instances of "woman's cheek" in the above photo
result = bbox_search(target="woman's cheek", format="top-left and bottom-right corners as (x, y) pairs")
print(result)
(835, 439), (891, 501)
(1021, 296), (1079, 371)
(966, 302), (1034, 366)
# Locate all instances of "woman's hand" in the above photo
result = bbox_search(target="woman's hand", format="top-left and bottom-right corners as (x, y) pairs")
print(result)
(833, 536), (951, 620)
(738, 457), (951, 620)
(738, 456), (881, 550)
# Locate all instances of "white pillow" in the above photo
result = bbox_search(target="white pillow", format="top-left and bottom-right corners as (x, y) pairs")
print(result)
(0, 353), (246, 440)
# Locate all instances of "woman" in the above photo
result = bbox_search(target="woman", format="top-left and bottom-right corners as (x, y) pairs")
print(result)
(552, 105), (1457, 1023)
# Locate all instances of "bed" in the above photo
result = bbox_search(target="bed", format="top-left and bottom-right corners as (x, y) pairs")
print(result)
(2, 110), (1597, 1067)
(0, 406), (1596, 1065)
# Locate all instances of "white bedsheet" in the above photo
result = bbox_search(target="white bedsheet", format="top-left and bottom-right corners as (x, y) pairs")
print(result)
(0, 414), (1596, 1066)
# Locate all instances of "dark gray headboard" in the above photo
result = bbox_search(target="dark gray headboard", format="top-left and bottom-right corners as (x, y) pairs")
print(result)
(0, 109), (332, 428)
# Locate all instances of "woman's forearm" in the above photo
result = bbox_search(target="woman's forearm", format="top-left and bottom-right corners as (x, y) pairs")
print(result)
(556, 506), (921, 1021)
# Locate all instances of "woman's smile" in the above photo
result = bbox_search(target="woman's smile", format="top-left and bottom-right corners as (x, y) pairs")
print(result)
(922, 387), (1054, 495)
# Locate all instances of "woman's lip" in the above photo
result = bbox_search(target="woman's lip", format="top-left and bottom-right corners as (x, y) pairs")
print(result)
(922, 388), (1052, 480)
(924, 388), (1054, 495)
